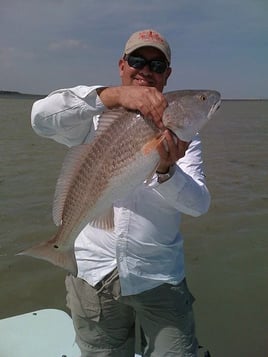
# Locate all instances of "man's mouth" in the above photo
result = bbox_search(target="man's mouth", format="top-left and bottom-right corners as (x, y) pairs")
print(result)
(134, 77), (155, 86)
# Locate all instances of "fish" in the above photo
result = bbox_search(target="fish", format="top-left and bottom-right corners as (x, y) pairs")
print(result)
(18, 90), (221, 275)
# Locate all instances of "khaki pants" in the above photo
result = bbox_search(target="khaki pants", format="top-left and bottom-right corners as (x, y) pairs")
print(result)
(65, 271), (198, 357)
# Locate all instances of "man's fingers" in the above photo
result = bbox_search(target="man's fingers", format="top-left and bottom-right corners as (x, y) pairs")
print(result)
(135, 88), (167, 128)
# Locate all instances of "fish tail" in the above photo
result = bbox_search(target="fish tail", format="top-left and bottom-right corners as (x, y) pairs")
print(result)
(17, 236), (77, 276)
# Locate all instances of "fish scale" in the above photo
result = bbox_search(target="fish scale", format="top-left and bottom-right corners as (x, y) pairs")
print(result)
(53, 111), (159, 251)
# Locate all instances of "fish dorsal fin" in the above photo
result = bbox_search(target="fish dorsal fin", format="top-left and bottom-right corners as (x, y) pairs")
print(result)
(53, 144), (92, 226)
(90, 207), (115, 230)
(95, 107), (133, 137)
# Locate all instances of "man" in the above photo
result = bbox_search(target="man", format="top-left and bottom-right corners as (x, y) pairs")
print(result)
(31, 29), (210, 357)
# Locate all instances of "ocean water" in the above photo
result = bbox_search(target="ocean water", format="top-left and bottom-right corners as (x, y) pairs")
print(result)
(0, 96), (267, 356)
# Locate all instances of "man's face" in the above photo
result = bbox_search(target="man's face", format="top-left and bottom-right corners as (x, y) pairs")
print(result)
(119, 46), (172, 93)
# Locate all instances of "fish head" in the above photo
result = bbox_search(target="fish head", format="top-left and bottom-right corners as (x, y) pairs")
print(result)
(163, 90), (221, 141)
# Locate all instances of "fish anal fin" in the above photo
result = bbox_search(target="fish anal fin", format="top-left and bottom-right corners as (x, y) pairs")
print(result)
(90, 207), (114, 230)
(142, 135), (165, 155)
(17, 236), (77, 276)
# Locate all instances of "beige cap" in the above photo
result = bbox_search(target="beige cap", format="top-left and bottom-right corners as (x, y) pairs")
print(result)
(124, 29), (171, 64)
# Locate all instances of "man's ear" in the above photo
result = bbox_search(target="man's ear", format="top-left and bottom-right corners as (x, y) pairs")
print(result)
(118, 58), (125, 78)
(164, 67), (172, 86)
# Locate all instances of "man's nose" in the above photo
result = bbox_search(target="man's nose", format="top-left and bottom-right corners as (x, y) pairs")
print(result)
(139, 65), (152, 75)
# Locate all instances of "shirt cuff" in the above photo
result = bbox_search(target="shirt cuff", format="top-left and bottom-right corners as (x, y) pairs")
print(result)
(82, 85), (106, 111)
(148, 165), (187, 201)
(147, 165), (176, 187)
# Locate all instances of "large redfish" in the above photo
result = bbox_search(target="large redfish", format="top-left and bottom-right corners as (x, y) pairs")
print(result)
(19, 90), (221, 275)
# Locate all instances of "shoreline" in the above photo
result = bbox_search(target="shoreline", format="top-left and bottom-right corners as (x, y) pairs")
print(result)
(0, 90), (267, 101)
(0, 90), (46, 99)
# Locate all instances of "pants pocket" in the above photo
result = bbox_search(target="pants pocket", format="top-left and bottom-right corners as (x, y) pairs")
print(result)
(169, 279), (196, 316)
(65, 274), (101, 322)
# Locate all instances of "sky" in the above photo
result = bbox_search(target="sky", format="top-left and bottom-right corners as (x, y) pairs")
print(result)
(1, 0), (267, 99)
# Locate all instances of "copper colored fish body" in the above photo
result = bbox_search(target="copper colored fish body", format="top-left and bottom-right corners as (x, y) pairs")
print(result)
(19, 90), (221, 274)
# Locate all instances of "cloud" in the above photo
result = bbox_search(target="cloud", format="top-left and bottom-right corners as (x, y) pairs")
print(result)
(0, 47), (17, 68)
(0, 47), (36, 69)
(48, 39), (89, 52)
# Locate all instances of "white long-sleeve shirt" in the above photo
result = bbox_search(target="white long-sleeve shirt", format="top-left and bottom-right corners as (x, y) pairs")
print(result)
(31, 85), (211, 296)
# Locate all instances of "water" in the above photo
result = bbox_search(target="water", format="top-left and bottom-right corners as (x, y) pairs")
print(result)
(1, 96), (268, 356)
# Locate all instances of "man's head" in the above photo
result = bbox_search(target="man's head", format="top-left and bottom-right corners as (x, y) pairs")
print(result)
(119, 29), (172, 92)
(124, 29), (171, 64)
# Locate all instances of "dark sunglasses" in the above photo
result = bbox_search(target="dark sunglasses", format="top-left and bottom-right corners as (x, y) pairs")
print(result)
(124, 54), (169, 74)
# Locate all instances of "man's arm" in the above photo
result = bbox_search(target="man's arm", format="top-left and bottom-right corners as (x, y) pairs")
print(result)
(31, 85), (168, 147)
(151, 135), (211, 217)
(31, 85), (105, 147)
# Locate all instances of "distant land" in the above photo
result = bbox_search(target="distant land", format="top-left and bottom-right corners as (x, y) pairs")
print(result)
(0, 90), (267, 101)
(0, 90), (46, 99)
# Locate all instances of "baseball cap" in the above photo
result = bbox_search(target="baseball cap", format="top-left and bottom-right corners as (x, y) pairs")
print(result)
(124, 29), (171, 64)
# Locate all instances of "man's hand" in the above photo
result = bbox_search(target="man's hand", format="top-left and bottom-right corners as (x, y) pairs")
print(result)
(156, 130), (190, 173)
(97, 86), (168, 129)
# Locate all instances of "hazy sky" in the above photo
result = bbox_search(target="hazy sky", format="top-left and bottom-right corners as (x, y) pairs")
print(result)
(1, 0), (267, 98)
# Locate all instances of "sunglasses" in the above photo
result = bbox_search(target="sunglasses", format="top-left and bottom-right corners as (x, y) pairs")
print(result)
(124, 54), (169, 74)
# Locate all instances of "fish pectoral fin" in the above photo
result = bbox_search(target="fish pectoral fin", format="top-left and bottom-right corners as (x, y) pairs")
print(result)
(17, 237), (77, 276)
(142, 135), (165, 155)
(90, 207), (114, 230)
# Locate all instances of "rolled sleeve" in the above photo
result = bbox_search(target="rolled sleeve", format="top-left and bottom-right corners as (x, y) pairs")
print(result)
(31, 85), (105, 147)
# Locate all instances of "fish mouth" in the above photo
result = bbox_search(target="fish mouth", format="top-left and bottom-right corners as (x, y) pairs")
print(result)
(208, 98), (221, 118)
(215, 98), (221, 111)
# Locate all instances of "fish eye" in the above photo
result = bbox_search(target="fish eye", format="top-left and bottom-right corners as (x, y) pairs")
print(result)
(199, 95), (207, 101)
